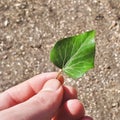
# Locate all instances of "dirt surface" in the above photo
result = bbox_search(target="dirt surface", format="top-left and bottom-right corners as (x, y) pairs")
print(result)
(0, 0), (120, 120)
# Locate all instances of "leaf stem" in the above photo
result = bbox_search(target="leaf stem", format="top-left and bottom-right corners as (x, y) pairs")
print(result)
(56, 69), (62, 79)
(56, 69), (64, 84)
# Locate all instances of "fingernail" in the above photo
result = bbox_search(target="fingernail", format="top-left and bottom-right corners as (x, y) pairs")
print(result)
(42, 79), (61, 91)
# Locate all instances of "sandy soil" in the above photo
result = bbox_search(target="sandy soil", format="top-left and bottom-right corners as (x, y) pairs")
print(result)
(0, 0), (120, 120)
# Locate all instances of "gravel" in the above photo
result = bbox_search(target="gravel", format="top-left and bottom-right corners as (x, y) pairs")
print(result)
(0, 0), (120, 120)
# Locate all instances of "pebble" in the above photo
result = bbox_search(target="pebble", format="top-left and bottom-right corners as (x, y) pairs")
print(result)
(4, 19), (9, 27)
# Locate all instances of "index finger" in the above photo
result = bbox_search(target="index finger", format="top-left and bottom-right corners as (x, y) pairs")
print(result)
(0, 72), (64, 110)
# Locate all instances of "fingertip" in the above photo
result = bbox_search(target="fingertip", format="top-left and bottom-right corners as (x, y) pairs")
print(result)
(54, 99), (85, 120)
(66, 99), (85, 118)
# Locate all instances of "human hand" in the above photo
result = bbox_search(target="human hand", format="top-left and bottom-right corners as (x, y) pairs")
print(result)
(0, 72), (93, 120)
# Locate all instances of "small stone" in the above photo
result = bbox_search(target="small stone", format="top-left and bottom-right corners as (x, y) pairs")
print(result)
(112, 103), (117, 107)
(3, 55), (8, 59)
(14, 3), (21, 7)
(4, 19), (9, 27)
(107, 66), (111, 69)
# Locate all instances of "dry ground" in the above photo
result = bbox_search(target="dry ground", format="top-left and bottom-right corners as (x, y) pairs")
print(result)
(0, 0), (120, 120)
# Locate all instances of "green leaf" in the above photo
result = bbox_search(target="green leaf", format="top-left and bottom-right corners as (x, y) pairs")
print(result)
(50, 30), (96, 79)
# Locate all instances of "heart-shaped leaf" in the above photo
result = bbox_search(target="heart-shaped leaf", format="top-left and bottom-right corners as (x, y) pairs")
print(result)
(50, 30), (95, 79)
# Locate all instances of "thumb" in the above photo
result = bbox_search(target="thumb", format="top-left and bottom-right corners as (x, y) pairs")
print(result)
(0, 79), (63, 120)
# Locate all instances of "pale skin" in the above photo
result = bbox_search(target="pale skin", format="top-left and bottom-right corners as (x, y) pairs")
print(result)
(0, 72), (93, 120)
